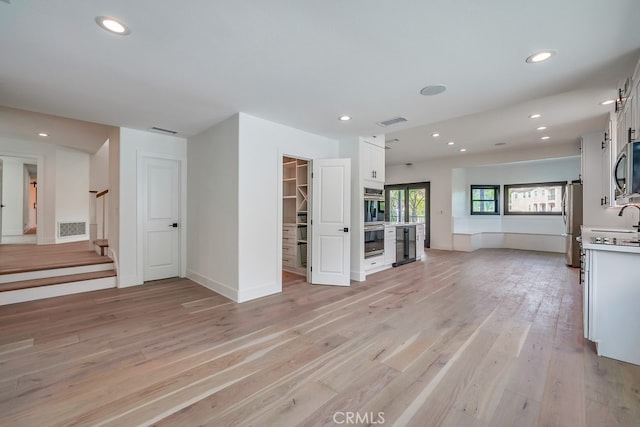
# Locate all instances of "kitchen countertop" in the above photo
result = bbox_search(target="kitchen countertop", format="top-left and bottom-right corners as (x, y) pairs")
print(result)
(580, 226), (640, 254)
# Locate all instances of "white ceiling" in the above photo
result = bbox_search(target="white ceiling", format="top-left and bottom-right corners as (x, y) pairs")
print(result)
(0, 1), (639, 162)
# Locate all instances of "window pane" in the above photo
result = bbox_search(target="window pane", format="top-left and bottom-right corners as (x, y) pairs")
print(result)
(471, 185), (499, 215)
(506, 183), (563, 214)
(472, 201), (496, 212)
(388, 190), (404, 222)
(408, 188), (426, 223)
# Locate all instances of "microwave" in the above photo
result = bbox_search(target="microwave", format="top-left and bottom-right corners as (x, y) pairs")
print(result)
(614, 141), (640, 203)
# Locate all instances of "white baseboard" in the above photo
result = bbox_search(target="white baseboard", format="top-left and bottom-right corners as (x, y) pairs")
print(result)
(237, 282), (281, 303)
(350, 270), (366, 282)
(186, 270), (281, 303)
(0, 277), (116, 306)
(186, 270), (238, 302)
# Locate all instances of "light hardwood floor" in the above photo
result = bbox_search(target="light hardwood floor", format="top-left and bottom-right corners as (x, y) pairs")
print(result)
(0, 249), (638, 426)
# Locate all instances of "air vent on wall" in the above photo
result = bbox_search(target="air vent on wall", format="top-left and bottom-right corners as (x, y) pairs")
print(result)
(58, 222), (87, 238)
(150, 126), (178, 135)
(376, 117), (408, 127)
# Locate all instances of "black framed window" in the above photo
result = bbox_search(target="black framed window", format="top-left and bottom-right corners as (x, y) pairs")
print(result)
(471, 185), (500, 215)
(504, 181), (565, 215)
(384, 182), (431, 248)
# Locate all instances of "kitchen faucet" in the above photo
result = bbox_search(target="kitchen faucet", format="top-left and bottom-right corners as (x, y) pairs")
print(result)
(618, 204), (640, 229)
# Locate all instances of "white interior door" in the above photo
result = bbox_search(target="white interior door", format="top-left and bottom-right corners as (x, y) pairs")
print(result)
(311, 158), (351, 286)
(142, 156), (180, 281)
(0, 158), (3, 241)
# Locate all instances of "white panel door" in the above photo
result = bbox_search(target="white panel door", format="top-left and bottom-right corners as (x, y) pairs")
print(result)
(311, 158), (351, 286)
(143, 157), (180, 281)
(0, 158), (3, 241)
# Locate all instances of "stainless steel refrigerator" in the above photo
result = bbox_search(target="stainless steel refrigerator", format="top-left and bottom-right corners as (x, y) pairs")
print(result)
(562, 182), (583, 267)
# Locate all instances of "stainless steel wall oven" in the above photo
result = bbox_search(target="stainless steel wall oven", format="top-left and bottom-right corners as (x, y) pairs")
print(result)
(364, 224), (385, 258)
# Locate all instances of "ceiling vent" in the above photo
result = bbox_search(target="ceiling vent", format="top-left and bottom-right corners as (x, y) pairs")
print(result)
(376, 117), (407, 127)
(150, 126), (178, 135)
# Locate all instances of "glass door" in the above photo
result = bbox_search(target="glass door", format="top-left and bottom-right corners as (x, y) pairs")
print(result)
(385, 182), (430, 248)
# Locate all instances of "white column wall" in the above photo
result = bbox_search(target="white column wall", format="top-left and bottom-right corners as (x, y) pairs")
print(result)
(186, 115), (241, 301)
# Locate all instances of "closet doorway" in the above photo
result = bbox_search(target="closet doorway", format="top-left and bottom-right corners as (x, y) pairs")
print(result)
(282, 156), (310, 280)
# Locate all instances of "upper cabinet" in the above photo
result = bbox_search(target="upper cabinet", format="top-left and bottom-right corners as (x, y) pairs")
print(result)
(361, 135), (385, 187)
(616, 61), (640, 152)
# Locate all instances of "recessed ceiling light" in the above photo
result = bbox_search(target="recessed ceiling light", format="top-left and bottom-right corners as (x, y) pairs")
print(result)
(495, 142), (507, 146)
(38, 132), (48, 137)
(420, 85), (447, 96)
(432, 133), (440, 138)
(528, 113), (541, 119)
(95, 16), (131, 35)
(447, 141), (455, 146)
(541, 136), (550, 140)
(600, 99), (615, 106)
(536, 126), (547, 131)
(525, 50), (557, 63)
(338, 115), (351, 121)
(459, 148), (467, 152)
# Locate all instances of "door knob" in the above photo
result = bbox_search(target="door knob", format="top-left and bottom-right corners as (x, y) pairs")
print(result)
(169, 223), (178, 228)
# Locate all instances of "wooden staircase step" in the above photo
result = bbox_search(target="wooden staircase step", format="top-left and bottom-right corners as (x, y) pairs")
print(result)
(0, 270), (117, 292)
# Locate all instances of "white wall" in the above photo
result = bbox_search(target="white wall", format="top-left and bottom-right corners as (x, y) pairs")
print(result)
(187, 114), (240, 301)
(90, 139), (109, 192)
(187, 113), (340, 303)
(116, 128), (187, 287)
(386, 142), (582, 250)
(55, 148), (90, 243)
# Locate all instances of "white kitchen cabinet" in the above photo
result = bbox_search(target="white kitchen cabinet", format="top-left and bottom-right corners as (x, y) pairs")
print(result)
(582, 243), (640, 365)
(384, 226), (396, 266)
(361, 139), (385, 187)
(581, 132), (615, 210)
(415, 223), (425, 259)
(364, 254), (385, 273)
(601, 125), (614, 207)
